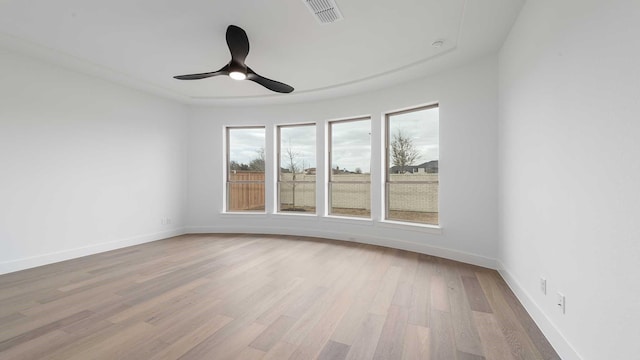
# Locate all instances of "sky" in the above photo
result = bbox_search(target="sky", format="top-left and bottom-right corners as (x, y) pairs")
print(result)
(227, 106), (438, 172)
(388, 106), (439, 164)
(228, 128), (265, 166)
(279, 125), (316, 171)
(330, 119), (371, 173)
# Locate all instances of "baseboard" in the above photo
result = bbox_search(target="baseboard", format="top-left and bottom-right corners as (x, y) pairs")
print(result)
(0, 228), (186, 275)
(186, 225), (498, 269)
(497, 262), (582, 360)
(0, 226), (496, 275)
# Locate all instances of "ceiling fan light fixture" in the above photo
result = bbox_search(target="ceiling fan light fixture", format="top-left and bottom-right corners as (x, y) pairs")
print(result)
(229, 71), (247, 80)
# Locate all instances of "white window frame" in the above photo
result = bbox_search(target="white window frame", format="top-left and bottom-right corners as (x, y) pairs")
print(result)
(327, 117), (372, 219)
(384, 104), (439, 225)
(276, 123), (317, 214)
(225, 126), (266, 213)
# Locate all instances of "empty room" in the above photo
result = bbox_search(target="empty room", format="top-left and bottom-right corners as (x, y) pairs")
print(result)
(1, 0), (638, 359)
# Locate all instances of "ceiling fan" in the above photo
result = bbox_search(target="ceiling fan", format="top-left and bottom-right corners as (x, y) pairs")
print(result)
(174, 25), (294, 94)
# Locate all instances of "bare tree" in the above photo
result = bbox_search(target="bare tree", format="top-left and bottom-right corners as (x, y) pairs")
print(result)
(391, 130), (420, 173)
(284, 143), (301, 209)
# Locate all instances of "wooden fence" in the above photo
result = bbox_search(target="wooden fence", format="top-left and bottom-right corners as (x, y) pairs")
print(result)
(228, 172), (438, 213)
(228, 171), (265, 211)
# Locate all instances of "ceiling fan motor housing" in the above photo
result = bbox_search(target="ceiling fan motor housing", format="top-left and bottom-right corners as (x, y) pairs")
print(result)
(229, 61), (247, 76)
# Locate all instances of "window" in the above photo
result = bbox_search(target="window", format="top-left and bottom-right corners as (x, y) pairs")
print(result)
(385, 105), (439, 225)
(277, 124), (316, 213)
(226, 127), (265, 212)
(328, 117), (371, 218)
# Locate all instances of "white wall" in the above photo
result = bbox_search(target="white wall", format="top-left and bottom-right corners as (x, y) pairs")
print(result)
(187, 56), (500, 267)
(0, 49), (188, 274)
(498, 0), (640, 359)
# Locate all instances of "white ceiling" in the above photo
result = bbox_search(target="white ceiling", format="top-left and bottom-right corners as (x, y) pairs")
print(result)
(0, 0), (524, 105)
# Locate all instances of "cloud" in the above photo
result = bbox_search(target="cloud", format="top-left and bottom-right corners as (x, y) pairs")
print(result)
(227, 106), (438, 172)
(389, 107), (439, 162)
(331, 119), (372, 173)
(280, 125), (316, 168)
(229, 128), (265, 165)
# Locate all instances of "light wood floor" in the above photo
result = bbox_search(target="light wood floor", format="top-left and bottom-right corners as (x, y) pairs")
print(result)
(0, 234), (559, 360)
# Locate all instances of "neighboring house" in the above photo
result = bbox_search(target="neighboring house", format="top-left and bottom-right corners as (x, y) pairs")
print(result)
(389, 160), (438, 174)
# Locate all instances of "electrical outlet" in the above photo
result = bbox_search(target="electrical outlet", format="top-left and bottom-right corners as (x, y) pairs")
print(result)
(557, 292), (565, 314)
(540, 277), (547, 295)
(167, 218), (171, 225)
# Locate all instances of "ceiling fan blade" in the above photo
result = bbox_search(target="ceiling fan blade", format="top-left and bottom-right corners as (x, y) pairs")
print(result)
(246, 67), (294, 93)
(226, 25), (249, 65)
(174, 65), (229, 80)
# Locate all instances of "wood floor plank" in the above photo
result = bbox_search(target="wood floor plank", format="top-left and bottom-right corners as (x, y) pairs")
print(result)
(476, 272), (545, 360)
(370, 265), (402, 315)
(461, 275), (493, 313)
(372, 305), (409, 360)
(430, 309), (457, 359)
(180, 321), (266, 360)
(152, 298), (226, 344)
(407, 254), (434, 327)
(402, 324), (430, 360)
(280, 292), (334, 347)
(283, 286), (329, 318)
(0, 312), (25, 326)
(148, 314), (233, 360)
(250, 315), (297, 351)
(0, 298), (38, 319)
(431, 274), (450, 312)
(391, 281), (413, 308)
(457, 350), (487, 360)
(20, 286), (124, 319)
(236, 347), (266, 360)
(172, 279), (302, 358)
(0, 234), (559, 360)
(63, 321), (159, 360)
(254, 280), (312, 326)
(107, 278), (208, 323)
(262, 341), (298, 360)
(493, 274), (561, 360)
(317, 340), (350, 360)
(441, 260), (485, 356)
(326, 247), (381, 345)
(0, 310), (93, 351)
(344, 313), (386, 360)
(0, 330), (78, 360)
(46, 322), (135, 360)
(287, 283), (355, 360)
(473, 311), (516, 360)
(329, 280), (380, 345)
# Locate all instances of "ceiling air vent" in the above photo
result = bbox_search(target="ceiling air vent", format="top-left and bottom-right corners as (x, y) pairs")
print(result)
(303, 0), (344, 24)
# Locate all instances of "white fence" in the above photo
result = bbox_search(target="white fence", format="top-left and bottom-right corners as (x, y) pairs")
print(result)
(279, 173), (438, 212)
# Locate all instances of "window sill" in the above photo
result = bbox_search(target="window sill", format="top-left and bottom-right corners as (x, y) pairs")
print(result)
(377, 220), (442, 234)
(274, 212), (318, 219)
(221, 211), (267, 216)
(323, 215), (374, 225)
